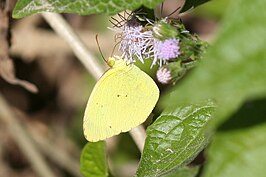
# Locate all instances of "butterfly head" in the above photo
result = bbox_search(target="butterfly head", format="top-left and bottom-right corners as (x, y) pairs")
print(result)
(107, 56), (127, 68)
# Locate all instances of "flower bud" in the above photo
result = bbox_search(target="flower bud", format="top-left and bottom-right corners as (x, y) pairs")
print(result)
(152, 19), (178, 40)
(156, 67), (172, 84)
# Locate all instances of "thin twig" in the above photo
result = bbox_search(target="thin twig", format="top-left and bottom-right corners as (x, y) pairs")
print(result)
(13, 109), (82, 177)
(41, 12), (105, 80)
(28, 121), (82, 177)
(0, 94), (57, 177)
(0, 126), (9, 177)
(129, 126), (147, 152)
(42, 12), (147, 152)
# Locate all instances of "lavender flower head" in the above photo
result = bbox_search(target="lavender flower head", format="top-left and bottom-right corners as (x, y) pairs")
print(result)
(152, 38), (180, 66)
(118, 24), (153, 63)
(109, 17), (180, 67)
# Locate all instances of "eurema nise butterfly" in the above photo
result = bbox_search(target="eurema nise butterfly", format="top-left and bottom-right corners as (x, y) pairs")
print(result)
(83, 56), (159, 142)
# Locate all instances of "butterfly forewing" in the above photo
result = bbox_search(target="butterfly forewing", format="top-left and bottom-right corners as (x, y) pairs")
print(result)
(83, 60), (159, 142)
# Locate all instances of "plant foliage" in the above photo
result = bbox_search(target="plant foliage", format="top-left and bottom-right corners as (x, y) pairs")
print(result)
(80, 141), (108, 177)
(11, 0), (266, 176)
(136, 102), (215, 176)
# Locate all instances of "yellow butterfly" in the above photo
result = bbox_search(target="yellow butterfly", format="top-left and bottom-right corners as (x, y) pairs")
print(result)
(83, 56), (159, 142)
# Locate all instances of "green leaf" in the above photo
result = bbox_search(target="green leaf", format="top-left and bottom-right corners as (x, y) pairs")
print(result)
(202, 98), (266, 177)
(80, 141), (108, 177)
(163, 166), (199, 177)
(180, 0), (211, 13)
(163, 0), (266, 127)
(12, 0), (163, 18)
(136, 101), (216, 177)
(193, 0), (231, 19)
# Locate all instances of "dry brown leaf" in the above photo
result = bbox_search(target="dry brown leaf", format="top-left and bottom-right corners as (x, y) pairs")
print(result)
(0, 57), (38, 93)
(0, 3), (38, 93)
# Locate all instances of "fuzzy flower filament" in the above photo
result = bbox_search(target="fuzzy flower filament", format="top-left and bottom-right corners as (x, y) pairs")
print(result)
(153, 38), (180, 66)
(111, 19), (181, 68)
(118, 25), (153, 63)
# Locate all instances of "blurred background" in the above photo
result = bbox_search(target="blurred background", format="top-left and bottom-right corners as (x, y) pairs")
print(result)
(0, 0), (229, 176)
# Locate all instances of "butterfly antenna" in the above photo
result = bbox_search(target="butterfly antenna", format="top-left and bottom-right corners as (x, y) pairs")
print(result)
(111, 40), (121, 57)
(96, 34), (108, 63)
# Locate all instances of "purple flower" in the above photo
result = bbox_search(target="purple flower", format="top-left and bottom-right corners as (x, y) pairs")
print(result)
(153, 38), (180, 66)
(109, 22), (181, 68)
(117, 25), (153, 63)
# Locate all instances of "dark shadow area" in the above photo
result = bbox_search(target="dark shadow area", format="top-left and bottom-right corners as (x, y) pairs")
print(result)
(13, 57), (59, 113)
(218, 97), (266, 131)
